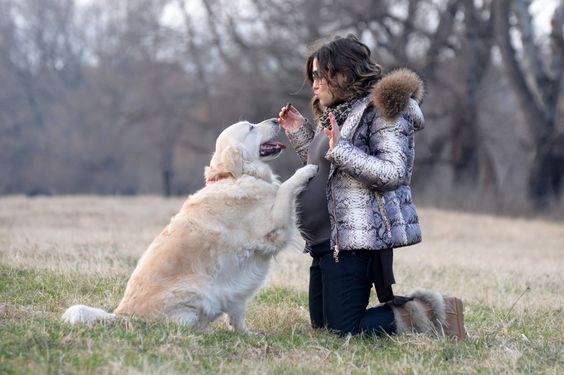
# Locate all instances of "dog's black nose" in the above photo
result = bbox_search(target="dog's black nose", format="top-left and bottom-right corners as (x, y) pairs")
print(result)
(271, 117), (279, 124)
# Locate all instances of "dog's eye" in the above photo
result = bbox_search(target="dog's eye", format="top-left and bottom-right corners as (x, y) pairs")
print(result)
(249, 125), (254, 132)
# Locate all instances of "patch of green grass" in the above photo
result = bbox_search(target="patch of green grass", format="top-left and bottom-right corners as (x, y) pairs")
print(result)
(255, 286), (308, 307)
(1, 263), (563, 374)
(0, 264), (126, 313)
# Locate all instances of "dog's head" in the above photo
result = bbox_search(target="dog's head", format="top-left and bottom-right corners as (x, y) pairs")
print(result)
(205, 118), (286, 184)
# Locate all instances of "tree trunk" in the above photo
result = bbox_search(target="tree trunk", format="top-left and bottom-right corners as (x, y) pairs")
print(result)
(493, 0), (563, 208)
(451, 0), (494, 187)
(529, 137), (564, 208)
(162, 168), (173, 197)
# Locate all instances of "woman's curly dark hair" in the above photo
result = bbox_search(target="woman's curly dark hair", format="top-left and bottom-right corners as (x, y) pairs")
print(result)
(305, 34), (382, 118)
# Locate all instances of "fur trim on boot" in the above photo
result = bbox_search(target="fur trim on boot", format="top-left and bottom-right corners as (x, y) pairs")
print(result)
(389, 289), (466, 339)
(390, 288), (446, 336)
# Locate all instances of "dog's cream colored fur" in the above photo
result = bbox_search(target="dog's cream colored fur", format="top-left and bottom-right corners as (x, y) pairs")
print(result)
(62, 119), (317, 332)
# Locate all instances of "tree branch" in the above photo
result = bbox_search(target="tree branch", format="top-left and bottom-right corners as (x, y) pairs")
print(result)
(493, 0), (549, 141)
(514, 0), (551, 112)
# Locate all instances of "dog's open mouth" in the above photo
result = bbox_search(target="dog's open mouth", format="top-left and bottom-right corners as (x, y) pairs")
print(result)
(260, 141), (286, 157)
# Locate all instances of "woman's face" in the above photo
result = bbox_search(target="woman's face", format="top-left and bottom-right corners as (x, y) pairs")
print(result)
(312, 58), (339, 107)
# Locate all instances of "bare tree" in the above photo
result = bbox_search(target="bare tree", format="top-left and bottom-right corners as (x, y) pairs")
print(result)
(0, 0), (561, 213)
(449, 0), (497, 190)
(494, 0), (563, 208)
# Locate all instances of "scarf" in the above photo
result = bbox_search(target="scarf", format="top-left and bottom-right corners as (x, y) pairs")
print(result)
(318, 98), (357, 130)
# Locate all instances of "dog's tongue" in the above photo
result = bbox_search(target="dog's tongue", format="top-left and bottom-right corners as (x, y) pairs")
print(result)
(263, 142), (286, 149)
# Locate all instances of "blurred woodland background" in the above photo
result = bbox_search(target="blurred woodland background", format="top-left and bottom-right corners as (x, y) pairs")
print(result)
(0, 0), (562, 215)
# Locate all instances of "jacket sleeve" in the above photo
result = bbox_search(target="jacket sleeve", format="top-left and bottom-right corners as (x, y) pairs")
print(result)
(285, 118), (315, 165)
(325, 115), (409, 191)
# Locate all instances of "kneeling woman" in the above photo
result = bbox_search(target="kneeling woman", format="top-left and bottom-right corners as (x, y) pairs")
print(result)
(278, 34), (464, 338)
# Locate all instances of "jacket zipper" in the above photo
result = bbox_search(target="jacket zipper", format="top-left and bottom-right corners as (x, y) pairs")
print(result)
(375, 192), (392, 238)
(330, 185), (340, 263)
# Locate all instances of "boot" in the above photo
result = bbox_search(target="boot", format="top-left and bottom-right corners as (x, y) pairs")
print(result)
(389, 288), (466, 340)
(442, 295), (466, 340)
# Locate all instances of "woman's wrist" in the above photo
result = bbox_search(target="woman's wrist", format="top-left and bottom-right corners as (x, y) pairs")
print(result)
(286, 117), (307, 133)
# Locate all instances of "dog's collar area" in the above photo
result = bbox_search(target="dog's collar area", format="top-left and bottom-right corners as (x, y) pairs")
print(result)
(206, 174), (233, 185)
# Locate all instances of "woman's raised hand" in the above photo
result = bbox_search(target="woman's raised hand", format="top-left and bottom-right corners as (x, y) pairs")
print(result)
(323, 112), (340, 150)
(278, 103), (305, 132)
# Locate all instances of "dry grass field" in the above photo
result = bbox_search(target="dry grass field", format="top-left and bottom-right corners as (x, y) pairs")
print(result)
(1, 195), (563, 374)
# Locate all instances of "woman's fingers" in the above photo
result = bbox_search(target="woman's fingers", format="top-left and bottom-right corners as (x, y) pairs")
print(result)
(278, 106), (290, 127)
(330, 112), (340, 136)
(278, 104), (304, 131)
(323, 127), (335, 149)
(323, 112), (340, 150)
(288, 105), (299, 116)
(329, 112), (337, 128)
(279, 104), (290, 118)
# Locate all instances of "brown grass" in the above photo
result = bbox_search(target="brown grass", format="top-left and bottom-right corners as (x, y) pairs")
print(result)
(1, 195), (563, 313)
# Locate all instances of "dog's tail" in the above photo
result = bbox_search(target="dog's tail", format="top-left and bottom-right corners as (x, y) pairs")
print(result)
(62, 304), (116, 325)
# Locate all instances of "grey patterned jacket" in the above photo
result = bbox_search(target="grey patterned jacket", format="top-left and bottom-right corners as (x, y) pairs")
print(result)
(287, 69), (425, 252)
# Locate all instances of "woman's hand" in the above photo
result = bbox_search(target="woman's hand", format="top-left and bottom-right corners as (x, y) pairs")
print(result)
(278, 104), (305, 132)
(323, 112), (340, 150)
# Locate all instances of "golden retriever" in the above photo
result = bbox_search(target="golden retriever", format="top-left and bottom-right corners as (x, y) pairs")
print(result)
(62, 118), (317, 332)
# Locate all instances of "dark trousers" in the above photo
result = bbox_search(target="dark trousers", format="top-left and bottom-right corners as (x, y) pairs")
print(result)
(308, 240), (396, 335)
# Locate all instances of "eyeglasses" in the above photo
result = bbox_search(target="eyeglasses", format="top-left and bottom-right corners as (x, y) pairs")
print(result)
(312, 70), (324, 82)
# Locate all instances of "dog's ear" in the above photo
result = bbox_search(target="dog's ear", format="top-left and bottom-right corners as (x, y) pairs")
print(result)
(205, 145), (243, 182)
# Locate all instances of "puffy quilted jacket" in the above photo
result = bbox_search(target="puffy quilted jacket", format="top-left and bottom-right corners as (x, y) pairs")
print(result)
(287, 69), (425, 252)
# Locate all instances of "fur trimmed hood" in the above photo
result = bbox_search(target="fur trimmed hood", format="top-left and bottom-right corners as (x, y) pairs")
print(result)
(371, 68), (425, 128)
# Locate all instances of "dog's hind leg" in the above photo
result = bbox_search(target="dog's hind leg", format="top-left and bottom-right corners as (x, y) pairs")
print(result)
(169, 309), (201, 327)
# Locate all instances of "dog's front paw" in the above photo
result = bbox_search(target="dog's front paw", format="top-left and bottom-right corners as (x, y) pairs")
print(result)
(295, 164), (318, 182)
(280, 164), (318, 195)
